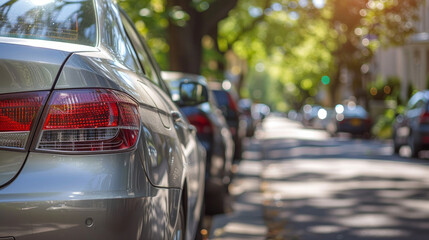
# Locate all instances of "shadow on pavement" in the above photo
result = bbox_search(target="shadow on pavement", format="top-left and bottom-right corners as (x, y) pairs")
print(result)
(209, 138), (267, 240)
(260, 117), (429, 240)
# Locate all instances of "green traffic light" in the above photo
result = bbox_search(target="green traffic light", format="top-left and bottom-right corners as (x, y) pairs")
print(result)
(321, 75), (330, 85)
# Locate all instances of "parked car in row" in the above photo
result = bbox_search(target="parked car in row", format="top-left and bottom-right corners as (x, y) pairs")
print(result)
(393, 90), (429, 158)
(327, 104), (372, 138)
(253, 103), (271, 122)
(209, 82), (246, 160)
(0, 1), (205, 239)
(239, 98), (257, 137)
(162, 71), (235, 215)
(301, 104), (331, 129)
(302, 104), (323, 127)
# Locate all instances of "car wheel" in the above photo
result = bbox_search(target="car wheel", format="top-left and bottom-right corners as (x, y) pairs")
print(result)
(194, 202), (205, 240)
(393, 141), (400, 154)
(409, 134), (420, 158)
(173, 204), (185, 240)
(392, 132), (400, 154)
(205, 180), (226, 215)
(393, 135), (401, 154)
(234, 141), (242, 160)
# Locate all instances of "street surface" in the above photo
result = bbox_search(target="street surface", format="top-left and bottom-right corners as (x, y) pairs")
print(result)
(210, 115), (429, 240)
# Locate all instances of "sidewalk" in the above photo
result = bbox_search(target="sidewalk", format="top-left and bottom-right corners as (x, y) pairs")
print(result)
(209, 138), (268, 240)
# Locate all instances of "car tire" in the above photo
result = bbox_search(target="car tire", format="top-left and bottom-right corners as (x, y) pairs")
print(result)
(409, 134), (420, 158)
(205, 180), (226, 215)
(194, 202), (205, 240)
(393, 142), (400, 154)
(234, 141), (242, 160)
(392, 132), (400, 154)
(173, 204), (185, 240)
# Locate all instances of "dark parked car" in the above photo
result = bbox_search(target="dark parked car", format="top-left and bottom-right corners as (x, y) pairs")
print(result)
(302, 104), (322, 127)
(0, 1), (206, 239)
(239, 98), (257, 137)
(393, 90), (429, 157)
(162, 71), (235, 215)
(328, 104), (372, 137)
(210, 83), (246, 160)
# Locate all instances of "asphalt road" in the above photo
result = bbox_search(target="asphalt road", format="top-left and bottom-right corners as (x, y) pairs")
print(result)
(210, 115), (429, 240)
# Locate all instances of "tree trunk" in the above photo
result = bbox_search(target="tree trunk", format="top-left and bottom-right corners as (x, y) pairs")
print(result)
(329, 63), (342, 106)
(167, 0), (238, 74)
(167, 0), (203, 74)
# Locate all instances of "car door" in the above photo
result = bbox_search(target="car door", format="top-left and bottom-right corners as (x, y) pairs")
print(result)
(397, 93), (423, 143)
(119, 10), (202, 191)
(120, 13), (205, 235)
(407, 94), (426, 136)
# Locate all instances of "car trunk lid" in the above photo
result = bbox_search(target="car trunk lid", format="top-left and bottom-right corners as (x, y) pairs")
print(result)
(0, 42), (71, 187)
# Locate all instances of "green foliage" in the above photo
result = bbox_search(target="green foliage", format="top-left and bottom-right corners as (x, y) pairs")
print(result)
(119, 0), (169, 69)
(325, 0), (420, 103)
(372, 108), (396, 139)
(218, 0), (337, 110)
(119, 0), (422, 112)
(367, 76), (401, 101)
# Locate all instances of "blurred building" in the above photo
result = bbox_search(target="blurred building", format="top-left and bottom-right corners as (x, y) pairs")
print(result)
(371, 1), (429, 100)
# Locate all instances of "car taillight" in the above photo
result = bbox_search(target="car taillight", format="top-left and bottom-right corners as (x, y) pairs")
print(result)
(187, 113), (213, 135)
(420, 112), (429, 124)
(0, 91), (49, 149)
(227, 94), (239, 113)
(36, 89), (140, 152)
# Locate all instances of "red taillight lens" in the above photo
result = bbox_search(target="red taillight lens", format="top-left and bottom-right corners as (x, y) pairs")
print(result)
(0, 91), (48, 149)
(187, 113), (213, 135)
(227, 94), (239, 113)
(37, 89), (140, 152)
(420, 112), (429, 124)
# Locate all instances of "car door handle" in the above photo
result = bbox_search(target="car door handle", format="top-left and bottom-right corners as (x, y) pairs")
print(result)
(171, 111), (183, 122)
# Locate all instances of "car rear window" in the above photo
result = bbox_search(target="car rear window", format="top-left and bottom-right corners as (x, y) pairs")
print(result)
(212, 90), (229, 107)
(0, 0), (97, 46)
(343, 106), (368, 118)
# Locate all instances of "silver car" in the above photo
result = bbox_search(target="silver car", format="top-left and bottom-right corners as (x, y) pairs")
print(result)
(0, 0), (206, 239)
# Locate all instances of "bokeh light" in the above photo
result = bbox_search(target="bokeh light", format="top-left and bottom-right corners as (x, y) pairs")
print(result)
(384, 86), (391, 95)
(318, 108), (327, 120)
(222, 80), (232, 90)
(321, 75), (330, 85)
(347, 101), (356, 110)
(336, 113), (344, 121)
(303, 104), (312, 113)
(335, 104), (344, 114)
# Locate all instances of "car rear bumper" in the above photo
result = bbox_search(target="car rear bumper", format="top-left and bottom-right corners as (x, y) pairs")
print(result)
(337, 123), (370, 134)
(0, 194), (170, 240)
(0, 151), (177, 240)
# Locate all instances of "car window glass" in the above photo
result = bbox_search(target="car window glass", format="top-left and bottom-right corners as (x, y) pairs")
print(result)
(101, 8), (141, 74)
(416, 99), (426, 110)
(212, 90), (229, 107)
(0, 0), (97, 46)
(407, 92), (422, 110)
(343, 106), (367, 118)
(120, 12), (161, 86)
(212, 90), (237, 119)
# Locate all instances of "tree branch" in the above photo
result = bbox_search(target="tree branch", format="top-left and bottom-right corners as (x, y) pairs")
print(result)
(225, 0), (272, 51)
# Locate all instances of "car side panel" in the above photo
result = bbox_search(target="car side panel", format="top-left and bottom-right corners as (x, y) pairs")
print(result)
(0, 150), (174, 240)
(149, 83), (205, 240)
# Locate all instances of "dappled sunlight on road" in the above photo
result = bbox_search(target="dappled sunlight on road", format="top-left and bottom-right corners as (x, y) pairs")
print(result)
(260, 116), (429, 240)
(210, 116), (429, 240)
(210, 138), (267, 240)
(256, 116), (330, 141)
